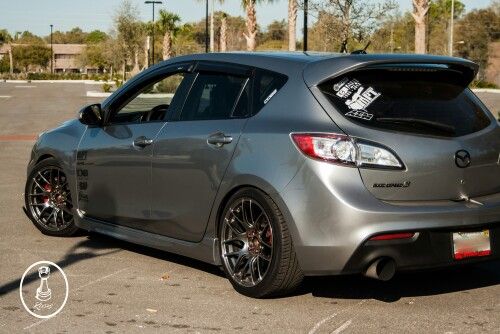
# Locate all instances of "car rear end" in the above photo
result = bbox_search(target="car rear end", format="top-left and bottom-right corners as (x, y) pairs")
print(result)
(282, 54), (500, 279)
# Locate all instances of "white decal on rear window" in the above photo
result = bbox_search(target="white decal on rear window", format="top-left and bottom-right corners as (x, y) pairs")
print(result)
(345, 110), (374, 120)
(345, 86), (381, 111)
(334, 78), (362, 99)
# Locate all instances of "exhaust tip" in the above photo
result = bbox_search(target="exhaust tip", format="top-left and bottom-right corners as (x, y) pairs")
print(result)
(364, 257), (396, 281)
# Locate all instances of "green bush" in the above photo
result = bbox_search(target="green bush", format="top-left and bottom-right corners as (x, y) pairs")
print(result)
(102, 83), (112, 93)
(155, 75), (183, 93)
(470, 80), (499, 89)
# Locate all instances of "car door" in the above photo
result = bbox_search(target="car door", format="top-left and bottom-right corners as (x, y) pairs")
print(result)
(149, 62), (253, 242)
(76, 64), (195, 227)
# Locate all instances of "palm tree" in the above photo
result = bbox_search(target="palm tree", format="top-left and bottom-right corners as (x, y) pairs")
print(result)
(196, 0), (225, 52)
(412, 0), (430, 54)
(157, 10), (181, 60)
(242, 0), (275, 51)
(220, 13), (228, 51)
(288, 0), (297, 51)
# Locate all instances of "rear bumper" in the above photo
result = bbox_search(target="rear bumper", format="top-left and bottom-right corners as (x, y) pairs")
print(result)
(342, 223), (500, 274)
(277, 158), (500, 275)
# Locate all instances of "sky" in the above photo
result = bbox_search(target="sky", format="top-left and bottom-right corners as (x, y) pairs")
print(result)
(0, 0), (495, 37)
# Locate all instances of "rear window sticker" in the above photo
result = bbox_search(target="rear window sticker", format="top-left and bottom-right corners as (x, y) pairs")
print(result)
(334, 78), (361, 99)
(345, 86), (381, 111)
(333, 77), (349, 92)
(263, 89), (278, 104)
(345, 110), (374, 121)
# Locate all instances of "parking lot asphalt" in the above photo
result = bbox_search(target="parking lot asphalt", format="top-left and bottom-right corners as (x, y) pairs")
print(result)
(0, 81), (499, 333)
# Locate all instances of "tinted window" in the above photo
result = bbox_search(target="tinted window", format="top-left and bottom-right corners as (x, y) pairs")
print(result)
(110, 73), (188, 124)
(179, 73), (248, 121)
(252, 69), (288, 115)
(319, 69), (491, 137)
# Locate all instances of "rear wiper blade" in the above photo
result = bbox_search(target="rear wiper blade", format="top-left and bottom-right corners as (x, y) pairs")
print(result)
(376, 117), (456, 134)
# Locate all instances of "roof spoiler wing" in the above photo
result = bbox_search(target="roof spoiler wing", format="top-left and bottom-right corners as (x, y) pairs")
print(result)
(303, 54), (478, 88)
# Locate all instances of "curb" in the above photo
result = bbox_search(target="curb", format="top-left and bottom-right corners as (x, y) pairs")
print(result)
(2, 80), (116, 85)
(472, 88), (500, 94)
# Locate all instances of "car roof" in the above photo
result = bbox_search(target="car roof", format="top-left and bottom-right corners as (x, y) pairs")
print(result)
(154, 52), (479, 87)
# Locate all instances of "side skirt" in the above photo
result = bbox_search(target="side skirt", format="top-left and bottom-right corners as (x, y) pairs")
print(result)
(76, 214), (218, 265)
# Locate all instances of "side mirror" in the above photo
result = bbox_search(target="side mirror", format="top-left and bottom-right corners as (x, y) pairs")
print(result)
(79, 104), (103, 126)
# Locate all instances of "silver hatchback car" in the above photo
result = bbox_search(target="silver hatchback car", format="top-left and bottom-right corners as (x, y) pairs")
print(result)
(25, 52), (500, 298)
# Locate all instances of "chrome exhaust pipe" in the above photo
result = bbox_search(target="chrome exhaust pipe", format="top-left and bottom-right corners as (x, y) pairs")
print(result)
(364, 258), (396, 281)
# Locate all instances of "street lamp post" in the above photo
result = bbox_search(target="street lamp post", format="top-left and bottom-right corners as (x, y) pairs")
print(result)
(145, 0), (162, 66)
(50, 24), (53, 74)
(303, 0), (308, 52)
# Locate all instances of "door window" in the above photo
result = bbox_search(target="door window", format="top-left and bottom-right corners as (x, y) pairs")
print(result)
(109, 73), (188, 124)
(179, 73), (248, 121)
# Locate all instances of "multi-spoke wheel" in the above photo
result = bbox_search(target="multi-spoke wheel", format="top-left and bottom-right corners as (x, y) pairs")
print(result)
(24, 158), (79, 236)
(219, 188), (303, 298)
(221, 198), (273, 287)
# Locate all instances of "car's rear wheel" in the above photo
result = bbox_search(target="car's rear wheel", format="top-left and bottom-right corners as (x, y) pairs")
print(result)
(24, 158), (79, 236)
(219, 188), (303, 298)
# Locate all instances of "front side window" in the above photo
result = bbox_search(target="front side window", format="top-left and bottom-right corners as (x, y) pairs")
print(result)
(109, 73), (186, 124)
(179, 73), (248, 121)
(319, 69), (491, 137)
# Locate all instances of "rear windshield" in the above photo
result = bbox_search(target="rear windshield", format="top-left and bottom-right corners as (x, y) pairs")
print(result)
(319, 69), (491, 137)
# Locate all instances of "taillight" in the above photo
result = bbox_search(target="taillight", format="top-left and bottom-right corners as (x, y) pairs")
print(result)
(369, 233), (415, 241)
(291, 133), (403, 169)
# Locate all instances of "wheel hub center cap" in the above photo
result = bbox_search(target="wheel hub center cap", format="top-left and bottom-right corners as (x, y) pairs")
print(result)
(247, 230), (261, 255)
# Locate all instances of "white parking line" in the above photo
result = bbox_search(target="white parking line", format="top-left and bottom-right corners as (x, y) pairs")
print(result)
(330, 319), (352, 334)
(15, 85), (36, 88)
(76, 267), (128, 291)
(23, 267), (128, 330)
(308, 300), (366, 334)
(0, 95), (11, 98)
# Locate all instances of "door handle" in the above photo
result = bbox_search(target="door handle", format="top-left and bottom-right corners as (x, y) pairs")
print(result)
(133, 136), (154, 148)
(207, 132), (233, 147)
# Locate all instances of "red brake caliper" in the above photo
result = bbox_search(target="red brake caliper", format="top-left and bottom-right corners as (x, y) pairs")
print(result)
(265, 226), (272, 245)
(42, 183), (51, 204)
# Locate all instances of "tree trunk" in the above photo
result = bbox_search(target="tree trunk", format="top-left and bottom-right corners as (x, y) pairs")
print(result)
(243, 1), (257, 51)
(163, 31), (172, 60)
(210, 0), (215, 52)
(8, 44), (13, 75)
(144, 36), (150, 69)
(412, 0), (429, 54)
(220, 15), (227, 52)
(131, 49), (140, 75)
(288, 0), (297, 51)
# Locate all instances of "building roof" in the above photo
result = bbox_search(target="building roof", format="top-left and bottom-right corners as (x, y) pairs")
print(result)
(0, 43), (86, 54)
(51, 44), (86, 54)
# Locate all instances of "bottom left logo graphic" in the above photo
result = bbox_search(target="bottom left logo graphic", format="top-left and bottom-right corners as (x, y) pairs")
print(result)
(20, 261), (69, 319)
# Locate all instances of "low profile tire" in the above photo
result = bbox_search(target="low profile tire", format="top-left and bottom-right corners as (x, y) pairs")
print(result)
(219, 188), (303, 298)
(24, 157), (79, 236)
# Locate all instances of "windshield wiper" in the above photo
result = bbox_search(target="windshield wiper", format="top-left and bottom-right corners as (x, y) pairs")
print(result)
(376, 117), (456, 135)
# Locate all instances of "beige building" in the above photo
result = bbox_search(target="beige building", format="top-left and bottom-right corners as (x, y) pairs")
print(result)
(0, 43), (97, 73)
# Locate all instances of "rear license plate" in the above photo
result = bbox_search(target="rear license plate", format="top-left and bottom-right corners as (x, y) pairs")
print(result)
(453, 230), (491, 260)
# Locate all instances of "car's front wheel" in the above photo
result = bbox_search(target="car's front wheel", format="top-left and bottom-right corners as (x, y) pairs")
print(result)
(219, 188), (303, 298)
(24, 158), (79, 236)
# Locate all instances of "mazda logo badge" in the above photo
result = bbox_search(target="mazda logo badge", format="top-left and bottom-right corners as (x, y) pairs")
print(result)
(455, 150), (471, 168)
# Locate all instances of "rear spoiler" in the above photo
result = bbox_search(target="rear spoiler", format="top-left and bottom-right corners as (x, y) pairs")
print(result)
(302, 54), (478, 88)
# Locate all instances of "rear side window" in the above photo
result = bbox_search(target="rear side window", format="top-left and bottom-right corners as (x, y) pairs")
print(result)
(319, 69), (491, 137)
(179, 73), (248, 121)
(252, 69), (288, 115)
